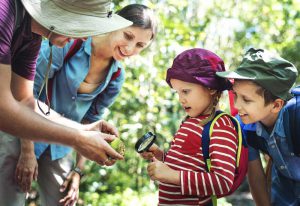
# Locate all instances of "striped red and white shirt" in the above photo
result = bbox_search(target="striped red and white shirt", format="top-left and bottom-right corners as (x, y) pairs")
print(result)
(159, 114), (238, 205)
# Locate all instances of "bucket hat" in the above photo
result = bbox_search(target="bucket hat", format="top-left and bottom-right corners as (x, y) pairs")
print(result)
(21, 0), (133, 38)
(216, 48), (298, 100)
(166, 48), (232, 91)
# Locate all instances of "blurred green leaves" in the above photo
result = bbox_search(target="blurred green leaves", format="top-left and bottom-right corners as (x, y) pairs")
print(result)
(27, 0), (300, 205)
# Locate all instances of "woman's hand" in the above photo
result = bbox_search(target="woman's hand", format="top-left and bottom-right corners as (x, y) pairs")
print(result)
(15, 150), (38, 192)
(59, 170), (80, 206)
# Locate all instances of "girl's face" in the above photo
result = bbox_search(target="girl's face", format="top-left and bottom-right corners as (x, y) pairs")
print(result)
(170, 79), (215, 117)
(233, 80), (276, 126)
(108, 26), (153, 61)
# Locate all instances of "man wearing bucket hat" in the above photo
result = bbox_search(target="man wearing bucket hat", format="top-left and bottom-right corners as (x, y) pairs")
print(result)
(217, 48), (300, 205)
(0, 0), (131, 194)
(5, 4), (157, 206)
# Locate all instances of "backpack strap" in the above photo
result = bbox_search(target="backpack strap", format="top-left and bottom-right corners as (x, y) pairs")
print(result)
(202, 111), (223, 170)
(111, 67), (122, 81)
(287, 86), (300, 156)
(201, 110), (223, 206)
(14, 0), (25, 32)
(228, 90), (238, 116)
(202, 111), (243, 206)
(202, 111), (243, 167)
(227, 116), (243, 167)
(246, 131), (269, 155)
(63, 39), (83, 63)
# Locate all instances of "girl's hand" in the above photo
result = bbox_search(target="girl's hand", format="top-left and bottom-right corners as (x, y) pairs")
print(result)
(140, 144), (164, 161)
(59, 171), (80, 206)
(140, 150), (155, 160)
(147, 157), (180, 185)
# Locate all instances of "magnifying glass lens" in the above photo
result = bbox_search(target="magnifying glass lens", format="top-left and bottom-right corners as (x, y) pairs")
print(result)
(137, 135), (155, 152)
(135, 132), (156, 153)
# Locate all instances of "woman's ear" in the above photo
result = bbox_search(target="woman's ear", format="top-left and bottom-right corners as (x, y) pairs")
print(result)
(271, 98), (284, 113)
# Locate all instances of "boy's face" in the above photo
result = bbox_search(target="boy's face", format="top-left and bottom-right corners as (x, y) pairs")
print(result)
(232, 80), (276, 125)
(170, 79), (215, 117)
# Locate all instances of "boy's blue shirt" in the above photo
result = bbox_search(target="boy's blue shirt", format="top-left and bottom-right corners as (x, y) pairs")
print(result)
(239, 107), (300, 205)
(33, 38), (125, 160)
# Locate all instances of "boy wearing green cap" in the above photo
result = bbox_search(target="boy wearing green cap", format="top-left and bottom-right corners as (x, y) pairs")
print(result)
(216, 48), (299, 206)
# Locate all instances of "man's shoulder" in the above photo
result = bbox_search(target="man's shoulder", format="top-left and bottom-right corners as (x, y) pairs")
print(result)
(0, 0), (16, 64)
(0, 0), (15, 14)
(0, 0), (16, 28)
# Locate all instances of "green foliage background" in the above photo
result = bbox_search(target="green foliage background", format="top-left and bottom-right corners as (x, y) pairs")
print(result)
(27, 0), (300, 205)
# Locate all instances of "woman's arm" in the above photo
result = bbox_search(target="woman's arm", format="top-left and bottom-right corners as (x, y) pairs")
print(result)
(59, 152), (86, 206)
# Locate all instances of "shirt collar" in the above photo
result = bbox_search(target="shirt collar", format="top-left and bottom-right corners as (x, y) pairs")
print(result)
(273, 108), (286, 137)
(83, 37), (92, 55)
(256, 109), (286, 138)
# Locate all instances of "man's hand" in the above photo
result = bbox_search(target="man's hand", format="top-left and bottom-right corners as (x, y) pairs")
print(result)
(83, 120), (119, 137)
(74, 131), (123, 165)
(15, 150), (38, 192)
(147, 157), (180, 185)
(77, 120), (122, 166)
(59, 171), (80, 206)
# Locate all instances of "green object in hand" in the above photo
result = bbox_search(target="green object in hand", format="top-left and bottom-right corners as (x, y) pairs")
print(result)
(110, 138), (125, 157)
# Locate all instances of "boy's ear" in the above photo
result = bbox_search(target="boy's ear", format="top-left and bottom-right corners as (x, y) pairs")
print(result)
(271, 98), (284, 113)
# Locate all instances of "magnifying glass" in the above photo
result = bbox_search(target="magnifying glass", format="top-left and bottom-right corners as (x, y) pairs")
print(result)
(135, 132), (156, 153)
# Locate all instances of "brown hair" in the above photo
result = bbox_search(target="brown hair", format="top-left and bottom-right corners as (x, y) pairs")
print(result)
(117, 4), (158, 40)
(255, 85), (278, 105)
(235, 80), (279, 105)
(199, 91), (222, 126)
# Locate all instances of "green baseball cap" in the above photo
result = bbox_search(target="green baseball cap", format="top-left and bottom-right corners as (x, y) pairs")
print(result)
(216, 48), (298, 100)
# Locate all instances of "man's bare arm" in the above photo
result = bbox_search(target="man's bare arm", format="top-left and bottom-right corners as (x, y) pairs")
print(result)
(0, 63), (123, 164)
(1, 64), (79, 144)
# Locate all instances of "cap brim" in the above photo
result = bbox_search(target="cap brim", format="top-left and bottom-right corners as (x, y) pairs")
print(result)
(21, 0), (133, 38)
(216, 71), (256, 80)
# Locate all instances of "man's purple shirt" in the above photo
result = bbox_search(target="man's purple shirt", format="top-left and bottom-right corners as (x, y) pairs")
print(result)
(0, 0), (41, 80)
